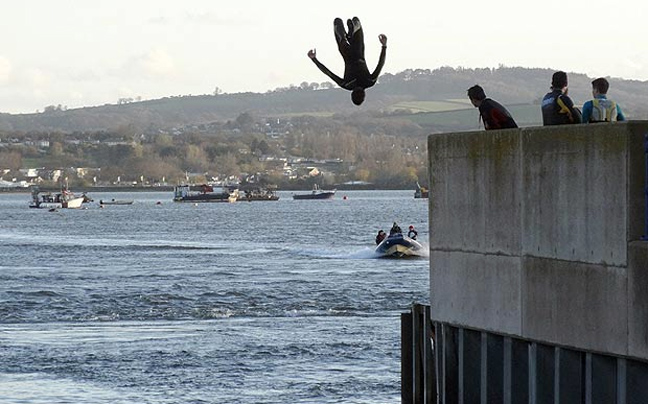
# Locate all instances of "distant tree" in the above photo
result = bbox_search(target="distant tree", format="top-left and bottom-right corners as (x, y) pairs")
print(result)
(216, 153), (240, 177)
(251, 138), (271, 155)
(0, 151), (22, 171)
(235, 112), (255, 129)
(183, 144), (209, 172)
(128, 157), (184, 183)
(154, 134), (173, 147)
(354, 168), (370, 182)
(48, 142), (64, 157)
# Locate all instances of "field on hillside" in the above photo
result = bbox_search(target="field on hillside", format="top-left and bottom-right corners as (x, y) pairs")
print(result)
(394, 102), (543, 131)
(389, 99), (472, 113)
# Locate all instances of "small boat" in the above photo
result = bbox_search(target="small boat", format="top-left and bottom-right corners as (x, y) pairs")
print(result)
(99, 199), (134, 205)
(375, 233), (424, 258)
(238, 187), (280, 202)
(173, 184), (239, 203)
(29, 187), (85, 209)
(414, 182), (429, 199)
(292, 184), (336, 200)
(82, 193), (94, 203)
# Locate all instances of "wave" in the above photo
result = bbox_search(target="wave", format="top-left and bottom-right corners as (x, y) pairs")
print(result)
(287, 246), (382, 260)
(287, 244), (429, 259)
(0, 233), (227, 251)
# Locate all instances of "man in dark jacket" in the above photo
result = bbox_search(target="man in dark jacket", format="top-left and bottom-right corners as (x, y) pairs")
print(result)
(389, 222), (402, 236)
(375, 230), (386, 245)
(308, 17), (387, 106)
(467, 85), (518, 130)
(541, 71), (582, 125)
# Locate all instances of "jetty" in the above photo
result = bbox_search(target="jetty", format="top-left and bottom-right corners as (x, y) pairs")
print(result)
(402, 121), (648, 403)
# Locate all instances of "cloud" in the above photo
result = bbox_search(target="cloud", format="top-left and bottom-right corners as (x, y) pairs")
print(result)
(148, 15), (170, 25)
(184, 11), (252, 26)
(123, 48), (177, 78)
(26, 68), (50, 88)
(68, 91), (84, 102)
(0, 57), (12, 84)
(147, 12), (246, 27)
(141, 48), (176, 76)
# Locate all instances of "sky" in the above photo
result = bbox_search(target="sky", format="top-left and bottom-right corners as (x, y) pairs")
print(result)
(0, 0), (646, 114)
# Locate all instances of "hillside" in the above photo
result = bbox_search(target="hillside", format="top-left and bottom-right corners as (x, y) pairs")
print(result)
(1, 66), (648, 134)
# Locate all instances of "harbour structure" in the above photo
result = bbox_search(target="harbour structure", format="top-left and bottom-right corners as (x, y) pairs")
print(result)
(403, 122), (648, 403)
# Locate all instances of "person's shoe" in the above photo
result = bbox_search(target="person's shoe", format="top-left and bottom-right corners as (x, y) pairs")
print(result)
(334, 18), (346, 42)
(349, 17), (361, 36)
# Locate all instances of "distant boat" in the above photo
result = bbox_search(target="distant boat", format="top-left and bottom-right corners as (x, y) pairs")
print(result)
(292, 184), (336, 200)
(29, 187), (85, 209)
(81, 193), (94, 203)
(99, 199), (134, 206)
(173, 184), (239, 203)
(414, 182), (429, 199)
(238, 186), (280, 202)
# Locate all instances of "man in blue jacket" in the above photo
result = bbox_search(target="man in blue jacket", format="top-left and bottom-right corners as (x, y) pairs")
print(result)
(581, 77), (626, 123)
(541, 71), (582, 125)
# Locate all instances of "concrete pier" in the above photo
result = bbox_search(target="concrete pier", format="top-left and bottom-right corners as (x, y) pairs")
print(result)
(426, 121), (648, 403)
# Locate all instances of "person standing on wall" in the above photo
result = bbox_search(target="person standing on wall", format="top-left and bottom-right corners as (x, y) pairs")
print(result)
(581, 77), (626, 123)
(467, 85), (518, 130)
(541, 71), (582, 125)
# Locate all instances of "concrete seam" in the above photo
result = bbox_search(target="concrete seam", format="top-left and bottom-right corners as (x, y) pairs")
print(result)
(430, 248), (627, 269)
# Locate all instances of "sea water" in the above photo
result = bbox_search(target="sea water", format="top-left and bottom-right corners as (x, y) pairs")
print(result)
(0, 190), (430, 403)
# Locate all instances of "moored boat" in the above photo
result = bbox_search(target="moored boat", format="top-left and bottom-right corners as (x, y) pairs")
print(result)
(292, 184), (336, 200)
(173, 184), (239, 203)
(238, 186), (279, 202)
(29, 187), (85, 209)
(375, 233), (424, 258)
(414, 182), (429, 199)
(99, 199), (134, 205)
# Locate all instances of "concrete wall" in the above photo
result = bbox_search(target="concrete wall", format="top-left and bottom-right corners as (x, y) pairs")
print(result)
(428, 121), (648, 360)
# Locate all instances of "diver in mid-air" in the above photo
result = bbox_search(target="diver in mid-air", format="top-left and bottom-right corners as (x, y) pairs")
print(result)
(307, 16), (387, 106)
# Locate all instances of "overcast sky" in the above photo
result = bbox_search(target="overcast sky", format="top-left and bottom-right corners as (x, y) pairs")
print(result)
(0, 0), (646, 114)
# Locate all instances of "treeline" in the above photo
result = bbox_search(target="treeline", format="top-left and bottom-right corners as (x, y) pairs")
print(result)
(0, 113), (428, 189)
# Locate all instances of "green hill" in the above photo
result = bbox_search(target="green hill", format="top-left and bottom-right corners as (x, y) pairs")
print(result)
(0, 66), (646, 134)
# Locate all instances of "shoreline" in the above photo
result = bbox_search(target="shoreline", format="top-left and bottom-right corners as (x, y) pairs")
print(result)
(1, 184), (414, 194)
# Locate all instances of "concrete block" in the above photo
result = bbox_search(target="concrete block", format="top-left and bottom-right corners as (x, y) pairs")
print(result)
(628, 241), (648, 359)
(522, 256), (628, 356)
(626, 122), (648, 241)
(428, 130), (521, 255)
(520, 125), (627, 266)
(430, 251), (522, 335)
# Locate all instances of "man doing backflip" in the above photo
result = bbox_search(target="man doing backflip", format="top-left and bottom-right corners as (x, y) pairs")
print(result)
(308, 17), (387, 106)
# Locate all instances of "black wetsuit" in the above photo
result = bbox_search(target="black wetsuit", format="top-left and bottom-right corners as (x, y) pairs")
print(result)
(310, 17), (387, 90)
(407, 229), (418, 240)
(479, 98), (518, 130)
(541, 89), (581, 125)
(389, 225), (402, 236)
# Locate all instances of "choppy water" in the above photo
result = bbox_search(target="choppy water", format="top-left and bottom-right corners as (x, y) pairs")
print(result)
(0, 190), (429, 403)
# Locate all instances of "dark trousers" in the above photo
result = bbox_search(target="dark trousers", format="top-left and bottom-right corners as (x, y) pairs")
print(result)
(334, 17), (364, 63)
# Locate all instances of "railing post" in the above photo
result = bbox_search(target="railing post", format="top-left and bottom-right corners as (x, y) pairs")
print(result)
(643, 133), (648, 240)
(403, 304), (437, 403)
(402, 310), (414, 404)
